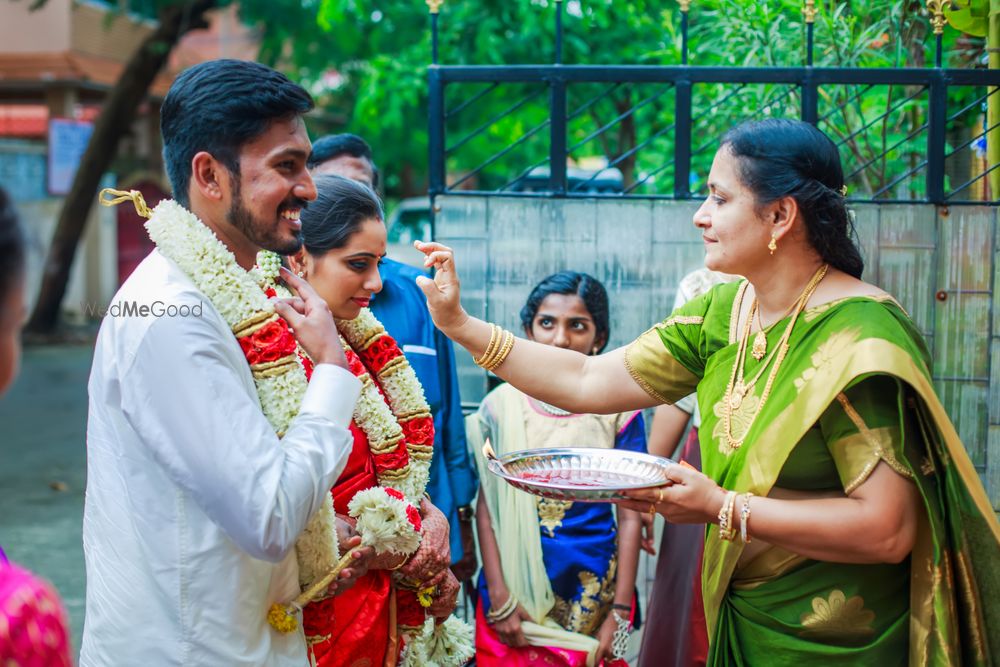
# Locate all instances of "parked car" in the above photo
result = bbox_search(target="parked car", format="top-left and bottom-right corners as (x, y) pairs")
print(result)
(511, 165), (625, 194)
(385, 197), (432, 268)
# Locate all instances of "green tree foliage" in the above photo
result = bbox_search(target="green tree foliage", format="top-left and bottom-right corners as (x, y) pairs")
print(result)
(281, 0), (989, 201)
(20, 0), (311, 332)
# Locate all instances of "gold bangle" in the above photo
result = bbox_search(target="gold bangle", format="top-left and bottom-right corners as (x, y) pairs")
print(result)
(484, 329), (516, 371)
(717, 490), (737, 541)
(485, 329), (512, 370)
(477, 326), (513, 371)
(725, 491), (739, 541)
(740, 492), (754, 543)
(474, 324), (501, 368)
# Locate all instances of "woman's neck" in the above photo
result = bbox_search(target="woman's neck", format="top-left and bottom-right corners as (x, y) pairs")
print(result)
(746, 256), (825, 326)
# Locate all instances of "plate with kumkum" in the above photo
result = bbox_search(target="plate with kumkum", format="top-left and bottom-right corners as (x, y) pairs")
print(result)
(483, 443), (674, 502)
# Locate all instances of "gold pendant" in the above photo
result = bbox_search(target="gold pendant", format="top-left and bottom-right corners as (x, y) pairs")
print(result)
(752, 330), (767, 361)
(730, 382), (745, 409)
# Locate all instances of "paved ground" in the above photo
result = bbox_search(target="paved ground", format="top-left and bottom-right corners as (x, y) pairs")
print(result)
(0, 343), (661, 663)
(0, 343), (92, 654)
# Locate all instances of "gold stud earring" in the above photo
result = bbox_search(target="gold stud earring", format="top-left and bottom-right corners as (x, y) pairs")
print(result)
(768, 235), (777, 255)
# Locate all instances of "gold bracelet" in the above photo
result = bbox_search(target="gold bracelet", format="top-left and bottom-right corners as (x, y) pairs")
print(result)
(479, 325), (508, 369)
(477, 327), (513, 371)
(484, 329), (516, 371)
(726, 491), (739, 541)
(488, 329), (513, 370)
(474, 324), (501, 368)
(740, 492), (754, 543)
(717, 491), (737, 541)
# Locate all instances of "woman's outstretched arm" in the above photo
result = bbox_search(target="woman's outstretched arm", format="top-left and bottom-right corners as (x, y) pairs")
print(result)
(414, 241), (658, 414)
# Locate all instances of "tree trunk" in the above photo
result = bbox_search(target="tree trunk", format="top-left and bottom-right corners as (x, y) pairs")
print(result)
(26, 0), (218, 334)
(613, 91), (637, 188)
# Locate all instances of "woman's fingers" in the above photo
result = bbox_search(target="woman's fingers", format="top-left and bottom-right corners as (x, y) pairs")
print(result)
(623, 482), (674, 503)
(422, 250), (454, 270)
(414, 240), (453, 256)
(412, 241), (468, 333)
(639, 513), (657, 555)
(617, 499), (662, 516)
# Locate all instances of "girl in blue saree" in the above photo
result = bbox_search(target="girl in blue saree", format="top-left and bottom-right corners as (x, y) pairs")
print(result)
(466, 272), (645, 667)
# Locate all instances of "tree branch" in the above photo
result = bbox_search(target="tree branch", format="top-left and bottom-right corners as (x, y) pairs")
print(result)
(26, 0), (219, 333)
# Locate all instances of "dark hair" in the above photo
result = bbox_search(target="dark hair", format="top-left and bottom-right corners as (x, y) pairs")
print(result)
(519, 271), (611, 353)
(308, 133), (380, 189)
(161, 59), (314, 207)
(0, 187), (26, 300)
(300, 174), (384, 255)
(721, 118), (864, 279)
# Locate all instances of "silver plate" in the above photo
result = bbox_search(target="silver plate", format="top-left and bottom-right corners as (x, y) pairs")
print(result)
(486, 447), (673, 502)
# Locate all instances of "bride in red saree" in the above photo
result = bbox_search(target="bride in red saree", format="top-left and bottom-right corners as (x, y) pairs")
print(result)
(288, 175), (460, 666)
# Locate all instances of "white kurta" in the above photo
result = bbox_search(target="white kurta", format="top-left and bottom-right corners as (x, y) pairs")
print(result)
(81, 249), (360, 666)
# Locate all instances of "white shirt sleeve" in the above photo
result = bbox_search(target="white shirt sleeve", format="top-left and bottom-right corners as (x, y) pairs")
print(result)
(119, 313), (360, 563)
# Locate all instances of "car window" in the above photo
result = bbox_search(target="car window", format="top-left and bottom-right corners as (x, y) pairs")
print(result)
(387, 209), (432, 244)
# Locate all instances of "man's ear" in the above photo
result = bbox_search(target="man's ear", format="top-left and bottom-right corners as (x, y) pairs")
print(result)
(190, 151), (228, 203)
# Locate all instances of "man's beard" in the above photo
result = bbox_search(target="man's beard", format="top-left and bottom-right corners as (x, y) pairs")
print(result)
(226, 178), (303, 256)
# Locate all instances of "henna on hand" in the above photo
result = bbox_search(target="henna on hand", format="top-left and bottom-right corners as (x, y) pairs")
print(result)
(398, 499), (452, 584)
(426, 569), (461, 618)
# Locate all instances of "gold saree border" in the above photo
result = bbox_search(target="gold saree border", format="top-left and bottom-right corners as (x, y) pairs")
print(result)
(624, 329), (700, 405)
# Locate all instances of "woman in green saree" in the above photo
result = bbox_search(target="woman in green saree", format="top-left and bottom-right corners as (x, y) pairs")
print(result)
(412, 118), (999, 665)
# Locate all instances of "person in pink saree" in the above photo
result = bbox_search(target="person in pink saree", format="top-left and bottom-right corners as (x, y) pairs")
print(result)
(0, 186), (73, 667)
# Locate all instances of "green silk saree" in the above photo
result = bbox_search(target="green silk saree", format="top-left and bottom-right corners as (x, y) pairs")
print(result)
(625, 280), (1000, 665)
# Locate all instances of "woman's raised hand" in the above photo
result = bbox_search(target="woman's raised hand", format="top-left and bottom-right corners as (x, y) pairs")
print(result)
(413, 241), (468, 334)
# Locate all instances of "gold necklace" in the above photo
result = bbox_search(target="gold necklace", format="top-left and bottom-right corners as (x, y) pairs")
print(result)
(722, 264), (829, 451)
(750, 297), (799, 361)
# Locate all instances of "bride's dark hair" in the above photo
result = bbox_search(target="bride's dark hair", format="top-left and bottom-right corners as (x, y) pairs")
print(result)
(721, 118), (864, 279)
(299, 174), (383, 255)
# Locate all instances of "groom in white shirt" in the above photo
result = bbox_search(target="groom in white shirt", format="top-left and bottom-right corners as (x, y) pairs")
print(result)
(81, 59), (363, 665)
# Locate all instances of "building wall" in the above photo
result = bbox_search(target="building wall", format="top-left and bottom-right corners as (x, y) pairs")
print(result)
(0, 139), (116, 319)
(435, 195), (1000, 510)
(71, 1), (155, 62)
(0, 0), (72, 53)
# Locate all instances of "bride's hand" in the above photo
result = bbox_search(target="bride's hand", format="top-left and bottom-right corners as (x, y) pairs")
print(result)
(413, 241), (468, 334)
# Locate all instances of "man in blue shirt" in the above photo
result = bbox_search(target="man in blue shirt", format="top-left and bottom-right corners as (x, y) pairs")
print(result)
(309, 134), (478, 580)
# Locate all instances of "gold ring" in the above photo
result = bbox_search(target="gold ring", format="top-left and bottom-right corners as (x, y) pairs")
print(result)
(657, 488), (664, 503)
(648, 503), (656, 516)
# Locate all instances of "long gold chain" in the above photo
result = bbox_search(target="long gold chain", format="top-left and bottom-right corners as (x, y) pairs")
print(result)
(722, 264), (829, 451)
